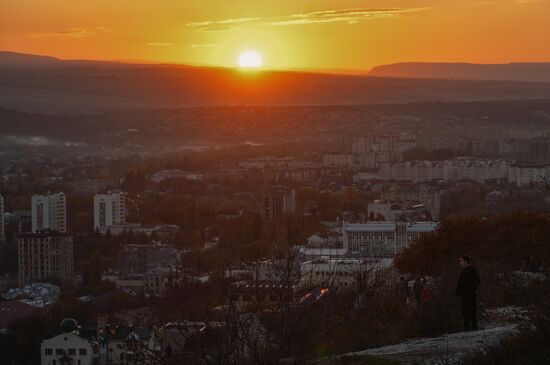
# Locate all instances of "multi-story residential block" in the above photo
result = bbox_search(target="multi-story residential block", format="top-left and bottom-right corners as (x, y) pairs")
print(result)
(322, 153), (357, 167)
(516, 134), (550, 162)
(31, 192), (67, 233)
(93, 191), (127, 234)
(380, 161), (452, 183)
(380, 158), (508, 184)
(508, 162), (550, 186)
(451, 158), (509, 182)
(352, 135), (416, 168)
(18, 232), (73, 286)
(238, 156), (294, 169)
(262, 188), (295, 221)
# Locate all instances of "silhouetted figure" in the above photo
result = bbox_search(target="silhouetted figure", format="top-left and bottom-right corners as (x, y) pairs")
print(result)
(395, 276), (409, 304)
(528, 255), (539, 273)
(456, 255), (481, 331)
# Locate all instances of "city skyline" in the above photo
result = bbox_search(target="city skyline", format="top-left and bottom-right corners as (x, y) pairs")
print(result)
(2, 2), (550, 363)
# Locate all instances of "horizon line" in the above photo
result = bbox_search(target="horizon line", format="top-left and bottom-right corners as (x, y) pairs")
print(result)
(3, 49), (550, 76)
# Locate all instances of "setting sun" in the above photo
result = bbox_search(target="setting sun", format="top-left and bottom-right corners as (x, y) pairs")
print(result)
(238, 51), (262, 69)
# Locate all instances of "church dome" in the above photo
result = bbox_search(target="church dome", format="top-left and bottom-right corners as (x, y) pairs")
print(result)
(60, 318), (79, 333)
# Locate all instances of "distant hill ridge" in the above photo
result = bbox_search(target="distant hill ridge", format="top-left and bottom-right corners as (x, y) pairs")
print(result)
(2, 51), (550, 112)
(369, 62), (550, 82)
(0, 51), (60, 65)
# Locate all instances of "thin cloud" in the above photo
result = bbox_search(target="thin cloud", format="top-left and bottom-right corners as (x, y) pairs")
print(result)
(187, 17), (260, 32)
(268, 8), (423, 26)
(186, 8), (424, 31)
(191, 43), (220, 48)
(147, 42), (172, 46)
(29, 26), (111, 39)
(187, 17), (260, 27)
(197, 25), (241, 32)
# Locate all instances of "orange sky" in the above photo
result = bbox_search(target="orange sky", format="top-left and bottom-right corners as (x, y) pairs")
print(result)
(1, 0), (550, 71)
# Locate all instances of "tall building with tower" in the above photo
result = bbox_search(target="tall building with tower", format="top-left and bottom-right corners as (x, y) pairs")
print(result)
(17, 232), (74, 286)
(93, 191), (127, 234)
(31, 192), (67, 233)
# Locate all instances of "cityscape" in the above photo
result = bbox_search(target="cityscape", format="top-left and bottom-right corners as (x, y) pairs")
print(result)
(1, 1), (550, 364)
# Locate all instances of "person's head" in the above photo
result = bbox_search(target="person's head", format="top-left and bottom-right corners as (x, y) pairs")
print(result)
(459, 255), (471, 268)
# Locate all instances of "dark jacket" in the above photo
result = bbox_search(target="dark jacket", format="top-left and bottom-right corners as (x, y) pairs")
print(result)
(456, 265), (480, 297)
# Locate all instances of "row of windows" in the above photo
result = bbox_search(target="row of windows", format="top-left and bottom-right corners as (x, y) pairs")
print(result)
(48, 360), (81, 365)
(232, 294), (280, 302)
(44, 348), (88, 356)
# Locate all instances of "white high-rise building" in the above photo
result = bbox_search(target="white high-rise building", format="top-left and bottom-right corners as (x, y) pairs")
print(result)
(94, 191), (127, 234)
(0, 194), (4, 240)
(31, 192), (67, 233)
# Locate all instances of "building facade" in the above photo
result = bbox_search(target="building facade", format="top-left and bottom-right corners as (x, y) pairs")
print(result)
(18, 232), (73, 286)
(41, 332), (95, 365)
(262, 188), (295, 221)
(31, 192), (67, 233)
(508, 162), (550, 186)
(367, 200), (426, 221)
(381, 183), (441, 220)
(143, 267), (181, 297)
(380, 161), (452, 183)
(93, 191), (127, 234)
(299, 257), (394, 289)
(343, 221), (437, 258)
(120, 243), (181, 275)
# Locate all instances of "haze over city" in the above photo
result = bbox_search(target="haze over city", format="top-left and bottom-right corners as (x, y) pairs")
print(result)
(1, 1), (550, 365)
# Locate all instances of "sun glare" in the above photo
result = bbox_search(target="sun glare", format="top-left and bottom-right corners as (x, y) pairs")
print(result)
(238, 51), (262, 68)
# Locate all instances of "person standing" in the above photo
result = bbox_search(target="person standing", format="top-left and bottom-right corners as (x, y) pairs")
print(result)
(412, 277), (423, 306)
(456, 255), (481, 331)
(395, 276), (409, 305)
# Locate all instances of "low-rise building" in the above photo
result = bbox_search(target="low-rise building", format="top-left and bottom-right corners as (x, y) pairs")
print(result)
(367, 200), (427, 221)
(106, 223), (180, 237)
(299, 257), (394, 289)
(119, 242), (181, 276)
(229, 281), (295, 311)
(143, 267), (181, 297)
(41, 319), (97, 365)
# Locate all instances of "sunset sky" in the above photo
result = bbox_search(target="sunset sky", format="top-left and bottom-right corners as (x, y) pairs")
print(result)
(1, 0), (549, 71)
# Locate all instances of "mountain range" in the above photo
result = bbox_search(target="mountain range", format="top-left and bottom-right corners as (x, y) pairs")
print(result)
(369, 62), (550, 83)
(1, 51), (550, 113)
